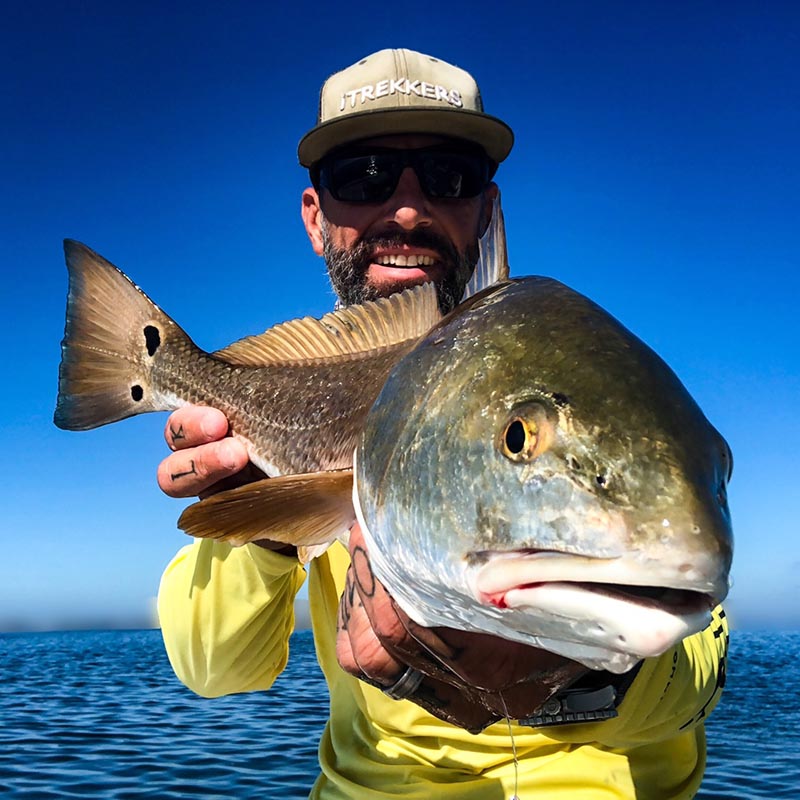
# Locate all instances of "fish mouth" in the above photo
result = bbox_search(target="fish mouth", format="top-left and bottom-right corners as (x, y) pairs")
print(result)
(485, 581), (713, 617)
(471, 551), (725, 666)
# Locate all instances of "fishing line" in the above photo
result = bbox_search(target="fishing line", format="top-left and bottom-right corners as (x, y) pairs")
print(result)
(398, 623), (522, 797)
(499, 692), (520, 800)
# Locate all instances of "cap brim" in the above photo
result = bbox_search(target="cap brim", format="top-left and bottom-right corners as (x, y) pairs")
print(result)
(298, 107), (514, 167)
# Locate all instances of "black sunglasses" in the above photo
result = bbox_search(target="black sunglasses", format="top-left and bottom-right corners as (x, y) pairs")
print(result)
(314, 145), (493, 204)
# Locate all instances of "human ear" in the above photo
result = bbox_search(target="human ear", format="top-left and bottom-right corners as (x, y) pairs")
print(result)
(301, 187), (325, 256)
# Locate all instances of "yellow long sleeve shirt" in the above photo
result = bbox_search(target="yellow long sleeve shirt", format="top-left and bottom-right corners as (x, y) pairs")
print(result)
(158, 539), (728, 799)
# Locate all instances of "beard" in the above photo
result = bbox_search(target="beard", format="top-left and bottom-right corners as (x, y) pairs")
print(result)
(321, 218), (479, 314)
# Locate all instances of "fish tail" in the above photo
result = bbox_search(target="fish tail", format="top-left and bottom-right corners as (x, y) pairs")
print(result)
(54, 240), (197, 430)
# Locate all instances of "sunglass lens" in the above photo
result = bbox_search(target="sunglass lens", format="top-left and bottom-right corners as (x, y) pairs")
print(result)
(419, 153), (487, 198)
(320, 149), (489, 203)
(326, 155), (397, 203)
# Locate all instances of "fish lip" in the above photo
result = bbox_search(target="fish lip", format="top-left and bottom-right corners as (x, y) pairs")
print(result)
(469, 552), (723, 662)
(471, 550), (727, 613)
(498, 582), (715, 662)
(504, 582), (714, 616)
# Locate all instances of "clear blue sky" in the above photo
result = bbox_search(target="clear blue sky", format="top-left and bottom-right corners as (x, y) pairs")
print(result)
(2, 2), (797, 631)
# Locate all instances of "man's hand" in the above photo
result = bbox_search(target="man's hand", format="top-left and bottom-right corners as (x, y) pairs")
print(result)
(157, 405), (255, 499)
(337, 523), (589, 732)
(158, 405), (295, 552)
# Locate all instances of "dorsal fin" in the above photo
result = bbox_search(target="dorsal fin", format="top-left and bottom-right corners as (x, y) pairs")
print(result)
(213, 282), (441, 366)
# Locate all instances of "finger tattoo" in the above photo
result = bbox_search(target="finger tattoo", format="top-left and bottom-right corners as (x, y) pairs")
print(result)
(170, 459), (198, 481)
(169, 423), (186, 446)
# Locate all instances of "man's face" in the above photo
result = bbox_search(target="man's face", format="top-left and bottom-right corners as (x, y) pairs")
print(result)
(302, 135), (497, 313)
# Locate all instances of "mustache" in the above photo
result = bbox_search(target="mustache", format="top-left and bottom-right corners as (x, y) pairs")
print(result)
(355, 229), (459, 264)
(321, 218), (476, 313)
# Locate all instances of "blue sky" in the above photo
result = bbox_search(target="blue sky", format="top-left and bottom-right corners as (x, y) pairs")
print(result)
(2, 2), (797, 631)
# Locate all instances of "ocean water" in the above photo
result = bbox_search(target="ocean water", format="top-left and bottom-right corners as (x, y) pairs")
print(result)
(1, 629), (797, 799)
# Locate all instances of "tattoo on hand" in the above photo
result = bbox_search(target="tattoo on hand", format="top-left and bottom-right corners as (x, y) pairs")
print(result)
(170, 459), (197, 481)
(352, 545), (376, 598)
(339, 570), (357, 631)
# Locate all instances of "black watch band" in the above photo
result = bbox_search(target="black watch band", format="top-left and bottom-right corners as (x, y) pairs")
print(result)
(518, 661), (643, 728)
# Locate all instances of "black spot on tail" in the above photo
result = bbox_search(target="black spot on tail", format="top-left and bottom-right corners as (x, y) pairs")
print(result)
(144, 325), (161, 357)
(131, 385), (144, 401)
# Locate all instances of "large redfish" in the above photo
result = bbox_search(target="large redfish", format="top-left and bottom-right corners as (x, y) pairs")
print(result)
(179, 280), (734, 674)
(55, 239), (732, 673)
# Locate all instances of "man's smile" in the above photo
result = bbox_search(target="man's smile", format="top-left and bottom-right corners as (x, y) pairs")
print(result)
(372, 252), (436, 267)
(368, 248), (443, 286)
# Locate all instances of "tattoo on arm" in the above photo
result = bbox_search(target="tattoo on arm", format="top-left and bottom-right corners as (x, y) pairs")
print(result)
(170, 459), (198, 481)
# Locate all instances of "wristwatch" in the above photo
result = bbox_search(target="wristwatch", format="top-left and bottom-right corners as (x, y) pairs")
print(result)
(518, 661), (643, 727)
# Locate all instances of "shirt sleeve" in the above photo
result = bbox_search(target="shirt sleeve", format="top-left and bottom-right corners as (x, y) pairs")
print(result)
(157, 539), (307, 698)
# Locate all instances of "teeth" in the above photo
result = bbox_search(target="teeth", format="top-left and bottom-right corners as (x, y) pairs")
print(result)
(375, 254), (434, 267)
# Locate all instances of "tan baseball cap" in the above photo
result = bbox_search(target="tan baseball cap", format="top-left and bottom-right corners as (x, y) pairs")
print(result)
(298, 48), (514, 168)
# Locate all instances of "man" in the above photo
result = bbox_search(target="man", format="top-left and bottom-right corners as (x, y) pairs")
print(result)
(157, 49), (727, 798)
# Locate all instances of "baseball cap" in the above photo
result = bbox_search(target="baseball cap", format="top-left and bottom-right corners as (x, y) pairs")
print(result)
(298, 48), (514, 168)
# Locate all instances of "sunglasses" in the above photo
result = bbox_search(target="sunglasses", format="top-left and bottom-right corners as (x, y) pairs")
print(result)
(314, 145), (492, 204)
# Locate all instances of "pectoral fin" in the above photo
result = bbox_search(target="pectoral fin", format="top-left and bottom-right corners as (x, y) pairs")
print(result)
(178, 470), (355, 559)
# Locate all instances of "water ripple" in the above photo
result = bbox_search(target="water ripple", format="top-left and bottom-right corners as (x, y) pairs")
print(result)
(1, 629), (797, 798)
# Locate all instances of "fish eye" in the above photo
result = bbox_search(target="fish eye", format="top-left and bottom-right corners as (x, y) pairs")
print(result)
(504, 420), (527, 454)
(498, 403), (554, 463)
